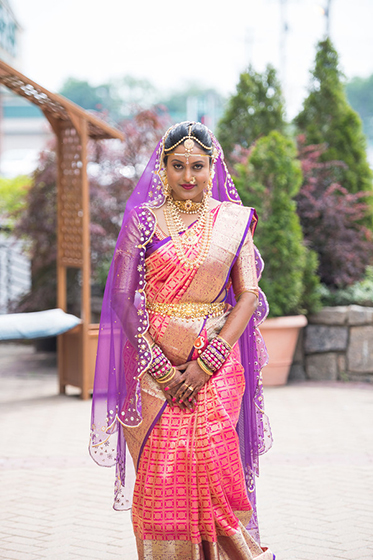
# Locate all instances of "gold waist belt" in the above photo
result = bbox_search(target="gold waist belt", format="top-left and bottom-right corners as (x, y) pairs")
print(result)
(146, 301), (226, 320)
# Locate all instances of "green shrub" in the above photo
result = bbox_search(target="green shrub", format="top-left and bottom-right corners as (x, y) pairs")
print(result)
(0, 176), (30, 226)
(235, 131), (321, 317)
(320, 266), (373, 307)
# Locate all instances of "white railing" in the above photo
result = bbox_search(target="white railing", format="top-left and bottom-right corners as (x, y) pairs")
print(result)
(0, 233), (31, 313)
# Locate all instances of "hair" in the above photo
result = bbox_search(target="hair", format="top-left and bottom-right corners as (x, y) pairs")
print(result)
(163, 122), (213, 165)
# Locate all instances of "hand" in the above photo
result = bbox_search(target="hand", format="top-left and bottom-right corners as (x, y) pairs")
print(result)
(172, 360), (210, 411)
(157, 367), (189, 410)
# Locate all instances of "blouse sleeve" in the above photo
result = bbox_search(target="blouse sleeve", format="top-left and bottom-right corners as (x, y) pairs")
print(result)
(231, 228), (259, 300)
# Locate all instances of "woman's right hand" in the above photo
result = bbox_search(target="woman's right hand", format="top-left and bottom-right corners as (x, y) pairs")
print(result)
(157, 361), (210, 411)
(156, 368), (188, 410)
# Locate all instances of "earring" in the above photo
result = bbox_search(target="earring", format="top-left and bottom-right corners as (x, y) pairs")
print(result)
(160, 167), (171, 198)
(206, 176), (213, 197)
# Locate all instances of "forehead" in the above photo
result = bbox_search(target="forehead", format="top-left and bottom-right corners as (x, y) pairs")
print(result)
(168, 141), (207, 159)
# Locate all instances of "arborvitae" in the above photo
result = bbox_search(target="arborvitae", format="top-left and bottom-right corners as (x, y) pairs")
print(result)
(235, 131), (321, 318)
(217, 65), (286, 165)
(294, 38), (373, 205)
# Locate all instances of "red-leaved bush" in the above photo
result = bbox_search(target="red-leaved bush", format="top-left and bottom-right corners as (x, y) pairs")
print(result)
(296, 136), (373, 288)
(12, 108), (169, 313)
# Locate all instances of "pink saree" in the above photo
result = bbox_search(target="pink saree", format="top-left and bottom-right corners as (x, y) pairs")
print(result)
(122, 202), (274, 559)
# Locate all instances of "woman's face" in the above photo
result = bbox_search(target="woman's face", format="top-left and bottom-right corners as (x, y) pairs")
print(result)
(165, 142), (211, 202)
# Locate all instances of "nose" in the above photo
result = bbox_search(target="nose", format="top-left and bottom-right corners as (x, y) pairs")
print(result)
(184, 166), (192, 183)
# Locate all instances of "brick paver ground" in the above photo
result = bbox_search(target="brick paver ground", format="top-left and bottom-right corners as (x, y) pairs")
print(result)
(1, 342), (373, 560)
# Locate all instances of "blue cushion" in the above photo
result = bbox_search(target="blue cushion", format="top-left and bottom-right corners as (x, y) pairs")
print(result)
(0, 308), (81, 340)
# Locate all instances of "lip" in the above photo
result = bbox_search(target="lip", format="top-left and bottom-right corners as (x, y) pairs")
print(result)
(181, 184), (196, 190)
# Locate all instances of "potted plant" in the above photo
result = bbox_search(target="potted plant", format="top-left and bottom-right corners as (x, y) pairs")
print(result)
(235, 131), (321, 385)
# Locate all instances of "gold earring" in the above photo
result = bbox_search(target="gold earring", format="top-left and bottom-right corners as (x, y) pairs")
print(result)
(160, 168), (171, 198)
(206, 176), (213, 197)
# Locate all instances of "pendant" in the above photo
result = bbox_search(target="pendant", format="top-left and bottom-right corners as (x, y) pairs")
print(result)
(183, 230), (198, 246)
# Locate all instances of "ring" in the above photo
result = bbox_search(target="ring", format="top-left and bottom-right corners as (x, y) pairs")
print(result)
(186, 384), (194, 391)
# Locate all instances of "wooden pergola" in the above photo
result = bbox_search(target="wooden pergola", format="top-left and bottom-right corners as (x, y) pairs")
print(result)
(0, 59), (124, 399)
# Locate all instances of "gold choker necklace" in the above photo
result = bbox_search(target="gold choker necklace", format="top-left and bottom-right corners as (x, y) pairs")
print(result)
(170, 197), (204, 214)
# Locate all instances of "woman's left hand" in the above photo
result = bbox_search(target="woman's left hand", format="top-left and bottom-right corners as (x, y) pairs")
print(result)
(170, 360), (210, 411)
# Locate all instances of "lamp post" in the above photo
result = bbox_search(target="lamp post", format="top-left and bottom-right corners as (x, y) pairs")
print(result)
(324, 0), (332, 37)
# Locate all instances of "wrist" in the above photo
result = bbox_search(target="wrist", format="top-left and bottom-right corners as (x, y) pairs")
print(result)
(197, 357), (214, 377)
(199, 336), (232, 374)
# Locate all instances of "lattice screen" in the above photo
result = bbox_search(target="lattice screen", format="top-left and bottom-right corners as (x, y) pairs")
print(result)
(58, 124), (84, 267)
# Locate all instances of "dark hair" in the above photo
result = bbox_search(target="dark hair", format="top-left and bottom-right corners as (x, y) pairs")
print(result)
(163, 122), (213, 165)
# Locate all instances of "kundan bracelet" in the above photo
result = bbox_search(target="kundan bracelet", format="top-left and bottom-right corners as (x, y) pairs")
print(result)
(198, 335), (232, 375)
(147, 344), (173, 380)
(157, 367), (176, 384)
(197, 357), (214, 376)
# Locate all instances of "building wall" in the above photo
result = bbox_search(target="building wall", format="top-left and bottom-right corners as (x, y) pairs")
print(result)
(0, 1), (53, 169)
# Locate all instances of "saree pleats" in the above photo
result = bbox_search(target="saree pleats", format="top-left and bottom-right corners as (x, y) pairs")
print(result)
(132, 346), (272, 558)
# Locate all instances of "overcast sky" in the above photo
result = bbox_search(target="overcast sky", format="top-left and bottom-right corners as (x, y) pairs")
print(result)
(10, 0), (373, 118)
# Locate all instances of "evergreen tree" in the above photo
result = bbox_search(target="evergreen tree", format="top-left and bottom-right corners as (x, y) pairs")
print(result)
(235, 131), (321, 317)
(217, 65), (286, 164)
(294, 38), (373, 204)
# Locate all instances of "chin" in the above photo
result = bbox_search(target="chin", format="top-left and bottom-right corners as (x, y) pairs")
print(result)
(173, 189), (204, 202)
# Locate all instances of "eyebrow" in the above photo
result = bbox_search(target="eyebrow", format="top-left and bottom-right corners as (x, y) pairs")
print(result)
(170, 157), (205, 163)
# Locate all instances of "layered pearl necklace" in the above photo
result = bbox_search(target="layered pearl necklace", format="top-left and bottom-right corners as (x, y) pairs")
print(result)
(164, 194), (213, 269)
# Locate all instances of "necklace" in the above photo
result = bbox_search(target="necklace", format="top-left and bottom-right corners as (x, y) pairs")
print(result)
(164, 195), (213, 268)
(170, 197), (204, 214)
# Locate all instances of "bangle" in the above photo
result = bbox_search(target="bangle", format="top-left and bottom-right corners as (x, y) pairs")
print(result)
(236, 288), (259, 300)
(199, 335), (232, 374)
(217, 335), (232, 350)
(197, 358), (214, 376)
(148, 344), (173, 379)
(157, 367), (176, 384)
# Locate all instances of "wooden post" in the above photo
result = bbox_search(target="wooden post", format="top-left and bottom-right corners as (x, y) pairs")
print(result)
(55, 122), (67, 395)
(80, 117), (91, 400)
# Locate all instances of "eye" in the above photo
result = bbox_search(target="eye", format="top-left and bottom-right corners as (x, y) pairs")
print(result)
(193, 164), (204, 170)
(173, 163), (183, 170)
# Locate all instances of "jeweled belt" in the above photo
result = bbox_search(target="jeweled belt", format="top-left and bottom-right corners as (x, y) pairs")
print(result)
(146, 301), (226, 320)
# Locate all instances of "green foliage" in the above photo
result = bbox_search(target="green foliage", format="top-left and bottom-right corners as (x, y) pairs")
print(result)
(319, 266), (373, 306)
(346, 74), (373, 143)
(294, 39), (373, 209)
(0, 176), (30, 226)
(301, 249), (323, 315)
(217, 65), (286, 164)
(235, 131), (321, 317)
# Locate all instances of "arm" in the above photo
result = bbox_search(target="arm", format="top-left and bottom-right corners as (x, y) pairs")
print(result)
(219, 227), (259, 346)
(218, 291), (258, 347)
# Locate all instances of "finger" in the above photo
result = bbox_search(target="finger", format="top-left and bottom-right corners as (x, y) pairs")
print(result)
(175, 362), (191, 371)
(178, 385), (195, 410)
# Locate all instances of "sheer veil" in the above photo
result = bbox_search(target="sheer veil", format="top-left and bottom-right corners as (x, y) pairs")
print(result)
(89, 123), (272, 542)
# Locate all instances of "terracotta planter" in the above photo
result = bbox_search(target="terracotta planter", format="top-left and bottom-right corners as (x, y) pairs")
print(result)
(260, 315), (307, 386)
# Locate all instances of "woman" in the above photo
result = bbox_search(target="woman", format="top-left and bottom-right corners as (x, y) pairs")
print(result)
(90, 122), (274, 559)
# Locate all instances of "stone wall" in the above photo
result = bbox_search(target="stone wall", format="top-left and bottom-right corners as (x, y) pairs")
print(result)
(289, 305), (373, 383)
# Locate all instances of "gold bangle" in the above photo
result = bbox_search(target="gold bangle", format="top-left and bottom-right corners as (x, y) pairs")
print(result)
(216, 335), (232, 350)
(157, 367), (176, 384)
(236, 289), (259, 300)
(197, 358), (214, 376)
